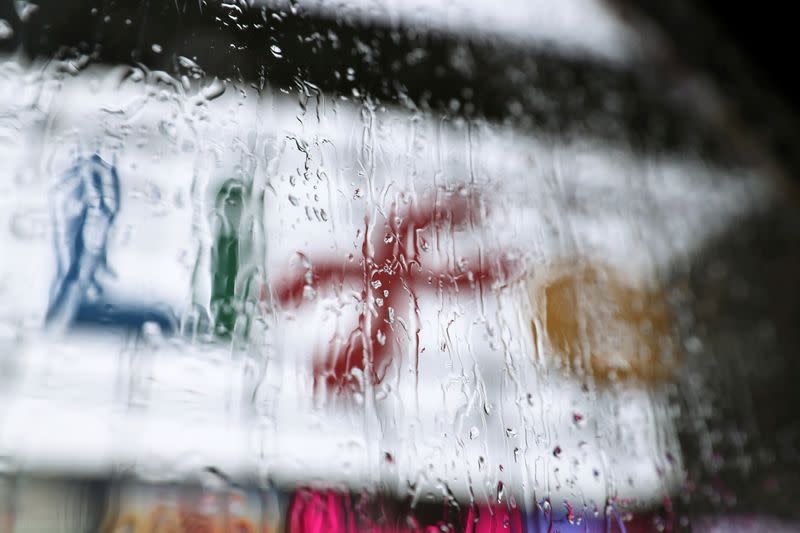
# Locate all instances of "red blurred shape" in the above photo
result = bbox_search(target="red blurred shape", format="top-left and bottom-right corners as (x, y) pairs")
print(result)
(272, 189), (519, 393)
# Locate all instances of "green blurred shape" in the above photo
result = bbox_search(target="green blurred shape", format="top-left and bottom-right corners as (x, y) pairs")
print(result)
(211, 179), (245, 338)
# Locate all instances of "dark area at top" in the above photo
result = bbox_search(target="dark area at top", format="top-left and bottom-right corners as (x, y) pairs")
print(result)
(3, 0), (795, 170)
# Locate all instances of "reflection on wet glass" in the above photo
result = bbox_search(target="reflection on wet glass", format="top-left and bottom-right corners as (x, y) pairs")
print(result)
(1, 0), (799, 531)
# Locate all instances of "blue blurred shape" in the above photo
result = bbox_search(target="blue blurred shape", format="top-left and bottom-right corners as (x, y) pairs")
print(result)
(46, 154), (176, 334)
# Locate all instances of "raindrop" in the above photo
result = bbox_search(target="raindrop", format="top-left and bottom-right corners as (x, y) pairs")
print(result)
(302, 285), (316, 300)
(14, 0), (38, 21)
(201, 77), (226, 101)
(0, 19), (13, 40)
(158, 120), (178, 142)
(178, 56), (200, 70)
(565, 501), (575, 524)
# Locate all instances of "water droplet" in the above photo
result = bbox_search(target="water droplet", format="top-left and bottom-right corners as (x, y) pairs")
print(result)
(15, 1), (39, 21)
(178, 56), (200, 70)
(302, 285), (316, 300)
(158, 120), (177, 142)
(0, 19), (14, 40)
(201, 77), (226, 100)
(270, 44), (283, 58)
(469, 426), (479, 439)
(565, 501), (575, 524)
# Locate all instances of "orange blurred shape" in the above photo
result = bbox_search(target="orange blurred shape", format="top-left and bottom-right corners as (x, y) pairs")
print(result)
(528, 261), (679, 384)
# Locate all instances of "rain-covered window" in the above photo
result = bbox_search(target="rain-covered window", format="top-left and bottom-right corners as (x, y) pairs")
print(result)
(1, 0), (799, 531)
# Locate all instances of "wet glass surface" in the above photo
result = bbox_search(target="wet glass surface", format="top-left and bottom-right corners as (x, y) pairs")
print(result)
(1, 0), (799, 531)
